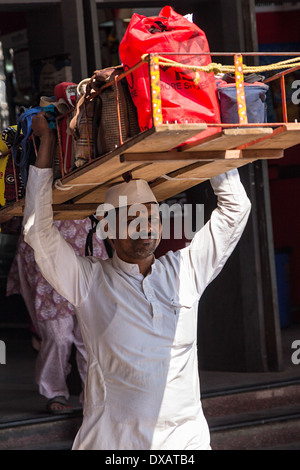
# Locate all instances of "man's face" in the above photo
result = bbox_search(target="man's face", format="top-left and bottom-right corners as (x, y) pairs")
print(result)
(111, 202), (162, 262)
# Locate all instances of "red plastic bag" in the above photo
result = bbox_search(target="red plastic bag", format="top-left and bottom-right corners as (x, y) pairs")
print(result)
(119, 6), (220, 135)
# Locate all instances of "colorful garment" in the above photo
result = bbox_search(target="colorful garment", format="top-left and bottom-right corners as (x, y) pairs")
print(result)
(7, 219), (107, 321)
(6, 218), (107, 399)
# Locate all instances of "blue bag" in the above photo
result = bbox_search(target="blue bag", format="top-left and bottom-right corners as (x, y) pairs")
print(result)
(217, 82), (269, 124)
(12, 106), (58, 186)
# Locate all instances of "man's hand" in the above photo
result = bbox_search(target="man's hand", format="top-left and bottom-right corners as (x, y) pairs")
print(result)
(31, 111), (56, 138)
(32, 112), (57, 169)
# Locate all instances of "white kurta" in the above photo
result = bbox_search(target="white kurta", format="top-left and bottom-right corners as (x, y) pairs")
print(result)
(23, 166), (251, 450)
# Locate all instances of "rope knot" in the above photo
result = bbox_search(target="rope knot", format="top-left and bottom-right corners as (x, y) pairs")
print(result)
(194, 71), (200, 85)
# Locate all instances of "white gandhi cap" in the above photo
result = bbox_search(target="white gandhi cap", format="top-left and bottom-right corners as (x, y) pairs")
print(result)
(96, 179), (157, 216)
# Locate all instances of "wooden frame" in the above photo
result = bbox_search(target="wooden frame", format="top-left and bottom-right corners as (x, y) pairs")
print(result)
(1, 51), (300, 221)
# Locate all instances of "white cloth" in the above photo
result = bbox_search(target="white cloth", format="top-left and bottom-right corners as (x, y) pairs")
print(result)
(100, 178), (158, 210)
(23, 165), (251, 450)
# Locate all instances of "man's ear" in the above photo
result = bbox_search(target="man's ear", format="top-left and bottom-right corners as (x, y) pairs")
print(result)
(107, 238), (115, 251)
(104, 237), (115, 258)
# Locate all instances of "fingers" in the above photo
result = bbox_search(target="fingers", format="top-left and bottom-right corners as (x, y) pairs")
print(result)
(31, 111), (53, 138)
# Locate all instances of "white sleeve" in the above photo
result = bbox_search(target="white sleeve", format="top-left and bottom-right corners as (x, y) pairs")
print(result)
(23, 165), (95, 307)
(180, 168), (251, 297)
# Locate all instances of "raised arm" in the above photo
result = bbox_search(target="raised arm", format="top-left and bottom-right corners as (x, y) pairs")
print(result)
(180, 168), (251, 297)
(31, 111), (57, 169)
(23, 113), (95, 307)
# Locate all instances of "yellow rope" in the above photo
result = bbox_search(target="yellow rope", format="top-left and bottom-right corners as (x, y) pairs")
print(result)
(141, 54), (300, 81)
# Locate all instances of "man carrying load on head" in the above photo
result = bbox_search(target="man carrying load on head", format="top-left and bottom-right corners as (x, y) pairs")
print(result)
(23, 111), (251, 450)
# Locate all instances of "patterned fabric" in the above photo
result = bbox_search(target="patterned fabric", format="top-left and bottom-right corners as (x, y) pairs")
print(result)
(69, 91), (95, 168)
(0, 127), (25, 207)
(3, 154), (25, 205)
(34, 314), (86, 400)
(0, 155), (8, 206)
(6, 218), (107, 321)
(6, 218), (107, 400)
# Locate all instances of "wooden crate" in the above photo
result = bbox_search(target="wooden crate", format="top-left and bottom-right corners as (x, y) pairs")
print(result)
(1, 122), (299, 222)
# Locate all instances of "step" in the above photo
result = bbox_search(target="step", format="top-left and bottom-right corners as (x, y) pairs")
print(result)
(2, 379), (300, 450)
(0, 411), (82, 450)
(202, 380), (300, 417)
(203, 381), (300, 450)
(209, 409), (300, 450)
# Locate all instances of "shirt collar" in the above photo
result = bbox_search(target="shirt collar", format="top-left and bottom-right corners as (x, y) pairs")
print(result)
(111, 251), (146, 278)
(111, 251), (165, 279)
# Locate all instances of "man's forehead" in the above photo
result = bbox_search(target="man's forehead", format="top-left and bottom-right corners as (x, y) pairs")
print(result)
(122, 202), (159, 216)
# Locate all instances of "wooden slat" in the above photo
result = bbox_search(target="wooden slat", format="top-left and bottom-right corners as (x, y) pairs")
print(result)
(78, 143), (279, 205)
(74, 159), (199, 204)
(52, 156), (139, 204)
(0, 200), (24, 222)
(52, 123), (207, 204)
(73, 185), (110, 205)
(121, 123), (207, 153)
(0, 122), (298, 221)
(52, 204), (99, 220)
(150, 159), (255, 201)
(149, 149), (283, 201)
(52, 123), (207, 205)
(193, 149), (283, 160)
(0, 201), (100, 222)
(121, 148), (282, 162)
(120, 151), (205, 163)
(182, 127), (274, 151)
(247, 123), (300, 149)
(75, 148), (282, 205)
